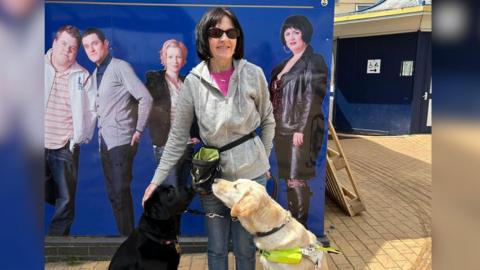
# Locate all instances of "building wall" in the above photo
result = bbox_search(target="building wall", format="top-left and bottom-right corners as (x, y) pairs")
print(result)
(333, 32), (427, 135)
(410, 32), (432, 133)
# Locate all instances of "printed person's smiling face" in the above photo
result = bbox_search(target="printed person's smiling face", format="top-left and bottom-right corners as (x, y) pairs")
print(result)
(208, 16), (237, 61)
(284, 27), (307, 54)
(165, 46), (184, 74)
(82, 33), (109, 65)
(52, 31), (78, 67)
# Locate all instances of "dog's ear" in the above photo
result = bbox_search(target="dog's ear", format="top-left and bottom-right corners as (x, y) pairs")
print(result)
(230, 190), (259, 217)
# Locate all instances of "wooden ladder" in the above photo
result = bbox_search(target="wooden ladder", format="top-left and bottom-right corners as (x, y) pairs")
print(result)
(326, 121), (366, 216)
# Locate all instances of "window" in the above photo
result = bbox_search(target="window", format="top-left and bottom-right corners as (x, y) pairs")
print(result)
(356, 4), (371, 11)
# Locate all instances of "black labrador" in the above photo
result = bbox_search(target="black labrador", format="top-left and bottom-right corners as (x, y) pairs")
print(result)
(109, 185), (195, 270)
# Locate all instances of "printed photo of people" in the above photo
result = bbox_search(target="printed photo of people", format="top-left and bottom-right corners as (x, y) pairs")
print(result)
(270, 15), (328, 229)
(45, 1), (333, 239)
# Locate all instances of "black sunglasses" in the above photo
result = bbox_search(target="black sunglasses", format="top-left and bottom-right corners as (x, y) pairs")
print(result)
(207, 27), (240, 39)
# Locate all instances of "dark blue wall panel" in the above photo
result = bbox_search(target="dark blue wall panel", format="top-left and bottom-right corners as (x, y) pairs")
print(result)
(410, 32), (432, 133)
(45, 0), (334, 237)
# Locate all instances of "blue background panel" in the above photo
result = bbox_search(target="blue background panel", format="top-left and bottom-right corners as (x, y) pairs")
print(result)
(45, 0), (334, 236)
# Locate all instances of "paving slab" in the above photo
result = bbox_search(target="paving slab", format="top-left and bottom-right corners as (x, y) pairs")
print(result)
(45, 135), (431, 270)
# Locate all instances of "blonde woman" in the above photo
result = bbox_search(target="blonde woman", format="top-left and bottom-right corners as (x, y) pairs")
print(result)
(144, 39), (199, 235)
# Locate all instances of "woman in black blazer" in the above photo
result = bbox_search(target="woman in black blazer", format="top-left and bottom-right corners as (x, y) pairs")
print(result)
(270, 15), (328, 228)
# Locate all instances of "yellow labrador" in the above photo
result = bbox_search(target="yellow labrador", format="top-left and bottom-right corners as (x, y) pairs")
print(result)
(212, 178), (328, 270)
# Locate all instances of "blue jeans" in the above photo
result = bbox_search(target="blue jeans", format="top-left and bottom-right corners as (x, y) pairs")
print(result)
(201, 175), (267, 270)
(100, 138), (138, 236)
(45, 143), (79, 236)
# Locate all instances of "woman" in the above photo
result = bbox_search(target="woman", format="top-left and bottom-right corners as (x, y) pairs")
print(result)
(145, 39), (199, 187)
(270, 15), (328, 228)
(143, 7), (275, 270)
(145, 40), (199, 235)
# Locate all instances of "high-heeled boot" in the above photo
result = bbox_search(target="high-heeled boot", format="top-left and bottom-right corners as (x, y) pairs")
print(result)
(286, 184), (313, 228)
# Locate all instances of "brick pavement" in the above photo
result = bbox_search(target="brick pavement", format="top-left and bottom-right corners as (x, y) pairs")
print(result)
(46, 135), (431, 270)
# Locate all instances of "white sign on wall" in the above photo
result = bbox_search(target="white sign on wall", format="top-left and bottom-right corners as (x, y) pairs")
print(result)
(367, 59), (381, 74)
(400, 60), (414, 76)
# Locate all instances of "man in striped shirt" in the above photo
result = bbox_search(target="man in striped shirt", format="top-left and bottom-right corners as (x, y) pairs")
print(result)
(45, 25), (96, 236)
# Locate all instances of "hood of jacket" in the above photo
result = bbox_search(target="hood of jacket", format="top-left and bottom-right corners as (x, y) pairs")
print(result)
(187, 59), (258, 147)
(189, 58), (247, 91)
(45, 49), (86, 75)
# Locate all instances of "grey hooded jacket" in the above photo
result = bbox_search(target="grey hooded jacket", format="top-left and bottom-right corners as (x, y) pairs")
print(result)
(151, 59), (275, 185)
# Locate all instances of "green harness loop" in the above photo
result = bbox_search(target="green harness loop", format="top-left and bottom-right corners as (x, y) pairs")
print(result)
(260, 244), (341, 264)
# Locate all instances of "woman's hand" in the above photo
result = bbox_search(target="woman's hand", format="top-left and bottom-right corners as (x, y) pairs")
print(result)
(292, 132), (304, 147)
(188, 137), (201, 144)
(142, 183), (158, 208)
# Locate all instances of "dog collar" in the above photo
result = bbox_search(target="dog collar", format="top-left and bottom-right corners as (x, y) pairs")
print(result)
(142, 231), (177, 246)
(255, 211), (292, 238)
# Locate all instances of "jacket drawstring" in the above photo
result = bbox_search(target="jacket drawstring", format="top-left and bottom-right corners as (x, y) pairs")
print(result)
(236, 71), (242, 114)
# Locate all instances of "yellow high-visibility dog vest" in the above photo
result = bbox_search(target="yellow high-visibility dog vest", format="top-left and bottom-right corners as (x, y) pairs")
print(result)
(260, 245), (341, 264)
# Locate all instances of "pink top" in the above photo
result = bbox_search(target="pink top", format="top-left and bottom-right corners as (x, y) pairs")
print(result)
(211, 67), (234, 96)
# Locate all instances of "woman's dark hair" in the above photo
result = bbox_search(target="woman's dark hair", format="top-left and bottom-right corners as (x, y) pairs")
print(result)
(280, 15), (313, 46)
(195, 7), (244, 61)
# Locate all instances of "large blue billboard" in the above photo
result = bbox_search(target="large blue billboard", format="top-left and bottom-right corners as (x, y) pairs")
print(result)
(45, 0), (334, 237)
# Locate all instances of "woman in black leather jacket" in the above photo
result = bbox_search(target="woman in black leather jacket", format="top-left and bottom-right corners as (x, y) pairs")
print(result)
(145, 39), (199, 187)
(270, 15), (327, 227)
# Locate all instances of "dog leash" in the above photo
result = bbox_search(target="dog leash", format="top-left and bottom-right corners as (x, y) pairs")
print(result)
(184, 172), (278, 219)
(184, 208), (227, 219)
(185, 173), (278, 219)
(269, 174), (279, 201)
